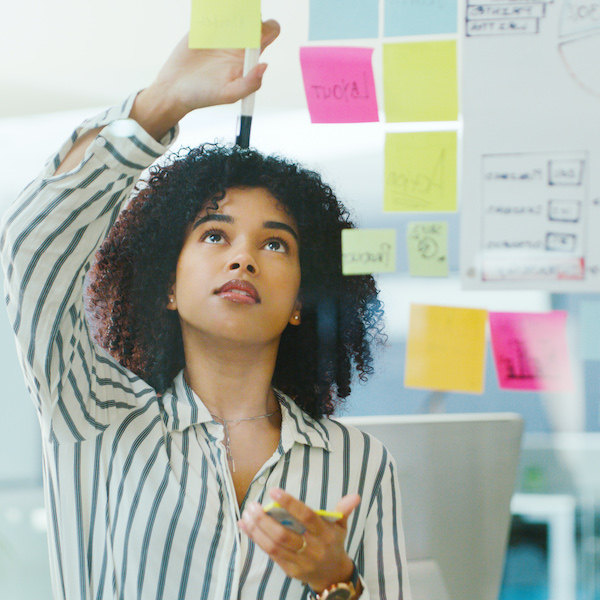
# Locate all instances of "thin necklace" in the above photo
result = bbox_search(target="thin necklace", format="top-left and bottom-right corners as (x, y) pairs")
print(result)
(210, 410), (278, 472)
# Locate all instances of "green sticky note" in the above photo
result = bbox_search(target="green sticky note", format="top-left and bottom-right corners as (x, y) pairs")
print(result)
(407, 222), (449, 277)
(189, 0), (261, 49)
(342, 229), (396, 275)
(383, 40), (458, 122)
(385, 131), (457, 212)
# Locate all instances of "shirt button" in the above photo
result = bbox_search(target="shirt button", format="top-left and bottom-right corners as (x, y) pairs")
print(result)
(258, 476), (267, 486)
(96, 137), (106, 147)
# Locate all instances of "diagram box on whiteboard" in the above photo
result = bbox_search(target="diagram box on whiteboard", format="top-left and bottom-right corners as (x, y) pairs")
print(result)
(548, 159), (584, 185)
(480, 152), (587, 282)
(548, 199), (581, 223)
(466, 17), (540, 35)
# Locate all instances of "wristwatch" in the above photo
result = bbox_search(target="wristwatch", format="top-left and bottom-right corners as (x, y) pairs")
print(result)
(310, 564), (360, 600)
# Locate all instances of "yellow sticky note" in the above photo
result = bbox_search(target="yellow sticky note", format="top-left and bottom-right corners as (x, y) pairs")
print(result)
(341, 229), (396, 275)
(385, 131), (457, 212)
(407, 221), (449, 277)
(405, 304), (487, 393)
(383, 41), (458, 122)
(189, 0), (261, 49)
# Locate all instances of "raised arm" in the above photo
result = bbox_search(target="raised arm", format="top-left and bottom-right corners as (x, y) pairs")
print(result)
(55, 20), (280, 174)
(1, 22), (280, 440)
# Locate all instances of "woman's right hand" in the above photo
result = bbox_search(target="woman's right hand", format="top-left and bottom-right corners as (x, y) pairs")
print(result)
(131, 19), (280, 140)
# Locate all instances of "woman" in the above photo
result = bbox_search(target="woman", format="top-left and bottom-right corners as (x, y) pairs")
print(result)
(1, 20), (409, 600)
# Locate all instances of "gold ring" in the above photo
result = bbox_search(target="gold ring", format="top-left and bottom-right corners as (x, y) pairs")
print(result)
(297, 536), (307, 554)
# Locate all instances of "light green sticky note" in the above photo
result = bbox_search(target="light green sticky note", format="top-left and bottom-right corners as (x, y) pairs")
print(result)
(189, 0), (261, 49)
(407, 222), (449, 277)
(342, 229), (396, 275)
(383, 40), (458, 122)
(385, 131), (457, 212)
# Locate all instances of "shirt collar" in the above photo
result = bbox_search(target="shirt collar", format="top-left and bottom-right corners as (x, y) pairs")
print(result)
(276, 391), (330, 453)
(161, 371), (213, 431)
(161, 371), (330, 452)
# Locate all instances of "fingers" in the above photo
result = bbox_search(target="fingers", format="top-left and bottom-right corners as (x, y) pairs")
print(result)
(268, 489), (325, 535)
(260, 19), (281, 52)
(271, 489), (361, 533)
(225, 19), (280, 102)
(219, 18), (280, 104)
(239, 501), (306, 557)
(239, 490), (361, 591)
(219, 62), (267, 104)
(239, 491), (358, 592)
(335, 493), (361, 527)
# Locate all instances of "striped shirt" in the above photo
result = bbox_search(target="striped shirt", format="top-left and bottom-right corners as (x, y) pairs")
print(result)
(1, 97), (410, 600)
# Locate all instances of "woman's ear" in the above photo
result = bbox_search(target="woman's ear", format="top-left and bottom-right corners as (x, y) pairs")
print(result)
(166, 276), (177, 311)
(167, 295), (177, 311)
(289, 301), (302, 326)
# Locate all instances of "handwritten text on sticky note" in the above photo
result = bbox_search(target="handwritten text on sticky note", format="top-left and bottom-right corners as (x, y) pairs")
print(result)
(405, 304), (487, 393)
(189, 0), (261, 49)
(385, 132), (457, 212)
(383, 41), (458, 123)
(489, 311), (574, 392)
(407, 221), (449, 277)
(300, 47), (379, 123)
(342, 229), (396, 275)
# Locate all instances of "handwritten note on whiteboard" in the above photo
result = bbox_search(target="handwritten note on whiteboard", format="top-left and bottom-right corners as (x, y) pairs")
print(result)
(309, 0), (379, 40)
(299, 47), (379, 123)
(407, 222), (449, 277)
(405, 304), (488, 393)
(385, 131), (457, 212)
(478, 152), (587, 282)
(189, 0), (260, 48)
(341, 229), (396, 275)
(489, 311), (574, 392)
(383, 41), (458, 123)
(460, 0), (600, 292)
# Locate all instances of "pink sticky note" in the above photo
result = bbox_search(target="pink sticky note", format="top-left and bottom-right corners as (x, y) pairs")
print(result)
(489, 311), (573, 392)
(299, 47), (379, 123)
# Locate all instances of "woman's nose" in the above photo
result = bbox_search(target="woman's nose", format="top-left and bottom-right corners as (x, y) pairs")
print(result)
(227, 248), (259, 275)
(229, 260), (257, 274)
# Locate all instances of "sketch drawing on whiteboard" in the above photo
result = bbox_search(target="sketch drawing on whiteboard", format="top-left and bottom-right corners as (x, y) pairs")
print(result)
(465, 0), (554, 36)
(558, 0), (600, 96)
(480, 152), (588, 281)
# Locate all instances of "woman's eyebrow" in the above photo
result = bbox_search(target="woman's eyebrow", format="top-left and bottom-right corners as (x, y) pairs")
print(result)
(192, 213), (233, 230)
(264, 221), (299, 242)
(192, 214), (298, 242)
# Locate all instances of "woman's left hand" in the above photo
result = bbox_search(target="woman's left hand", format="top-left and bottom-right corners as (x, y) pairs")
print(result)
(238, 488), (360, 593)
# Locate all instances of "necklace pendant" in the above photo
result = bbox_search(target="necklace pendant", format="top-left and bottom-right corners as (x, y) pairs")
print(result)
(210, 408), (278, 476)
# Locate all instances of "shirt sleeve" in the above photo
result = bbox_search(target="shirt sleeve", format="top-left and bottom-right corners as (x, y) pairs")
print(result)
(0, 95), (178, 442)
(360, 455), (412, 600)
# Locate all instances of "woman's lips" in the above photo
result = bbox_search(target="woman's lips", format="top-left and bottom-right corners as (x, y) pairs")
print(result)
(215, 279), (261, 304)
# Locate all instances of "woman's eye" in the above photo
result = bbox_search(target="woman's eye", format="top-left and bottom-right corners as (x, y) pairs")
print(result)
(202, 231), (225, 244)
(265, 239), (288, 253)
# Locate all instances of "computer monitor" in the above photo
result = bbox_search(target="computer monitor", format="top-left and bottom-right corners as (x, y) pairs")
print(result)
(338, 413), (524, 600)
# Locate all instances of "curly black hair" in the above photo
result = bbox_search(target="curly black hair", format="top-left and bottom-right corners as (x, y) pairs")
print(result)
(87, 144), (385, 419)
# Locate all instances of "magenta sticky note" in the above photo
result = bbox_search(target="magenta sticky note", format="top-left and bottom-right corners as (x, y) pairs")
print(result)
(489, 311), (574, 392)
(299, 47), (379, 123)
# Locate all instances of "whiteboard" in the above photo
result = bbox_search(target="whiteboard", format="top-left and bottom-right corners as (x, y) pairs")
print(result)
(460, 0), (600, 290)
